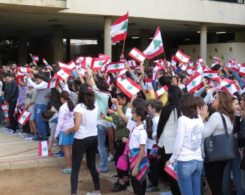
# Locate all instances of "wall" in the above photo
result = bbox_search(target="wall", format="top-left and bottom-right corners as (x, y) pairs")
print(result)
(179, 42), (245, 65)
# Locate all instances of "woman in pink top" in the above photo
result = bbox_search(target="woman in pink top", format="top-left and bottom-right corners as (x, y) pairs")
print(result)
(55, 91), (75, 174)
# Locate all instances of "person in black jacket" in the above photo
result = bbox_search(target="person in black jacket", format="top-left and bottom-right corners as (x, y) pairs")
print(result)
(4, 72), (19, 132)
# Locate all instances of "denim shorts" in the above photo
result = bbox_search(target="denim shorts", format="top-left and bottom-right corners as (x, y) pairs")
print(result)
(59, 131), (74, 146)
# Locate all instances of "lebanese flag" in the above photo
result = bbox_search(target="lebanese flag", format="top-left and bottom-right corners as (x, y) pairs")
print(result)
(144, 78), (153, 90)
(17, 110), (31, 126)
(29, 53), (39, 62)
(38, 141), (49, 157)
(17, 67), (31, 74)
(91, 58), (104, 71)
(127, 59), (138, 68)
(47, 76), (59, 89)
(203, 70), (219, 79)
(129, 48), (146, 63)
(154, 59), (164, 66)
(155, 85), (168, 98)
(143, 27), (164, 59)
(239, 64), (245, 76)
(106, 62), (125, 73)
(175, 50), (190, 63)
(56, 69), (70, 81)
(152, 65), (165, 80)
(75, 56), (85, 67)
(186, 73), (204, 94)
(58, 61), (76, 71)
(164, 164), (177, 180)
(1, 104), (9, 121)
(116, 77), (142, 98)
(226, 59), (240, 72)
(170, 56), (177, 67)
(186, 66), (196, 75)
(220, 78), (240, 96)
(110, 12), (128, 43)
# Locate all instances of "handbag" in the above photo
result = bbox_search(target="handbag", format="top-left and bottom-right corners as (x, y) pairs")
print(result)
(204, 113), (239, 162)
(116, 143), (129, 171)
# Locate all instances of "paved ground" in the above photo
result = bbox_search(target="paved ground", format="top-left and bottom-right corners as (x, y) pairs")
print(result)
(0, 127), (171, 195)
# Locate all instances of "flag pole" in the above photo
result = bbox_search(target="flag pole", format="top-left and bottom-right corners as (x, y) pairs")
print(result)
(121, 38), (126, 55)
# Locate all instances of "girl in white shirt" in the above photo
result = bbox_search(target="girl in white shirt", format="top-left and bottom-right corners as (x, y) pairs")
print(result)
(129, 106), (149, 195)
(167, 93), (204, 195)
(67, 84), (100, 195)
(55, 91), (74, 174)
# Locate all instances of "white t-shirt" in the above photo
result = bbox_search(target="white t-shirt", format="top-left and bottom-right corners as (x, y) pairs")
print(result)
(129, 124), (148, 150)
(169, 115), (204, 163)
(73, 103), (98, 139)
(146, 116), (159, 149)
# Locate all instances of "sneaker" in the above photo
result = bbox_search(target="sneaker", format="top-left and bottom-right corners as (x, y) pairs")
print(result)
(111, 182), (127, 192)
(107, 153), (114, 162)
(62, 168), (72, 174)
(86, 192), (101, 195)
(146, 185), (160, 192)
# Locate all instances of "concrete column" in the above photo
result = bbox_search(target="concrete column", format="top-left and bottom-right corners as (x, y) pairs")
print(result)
(52, 25), (64, 64)
(200, 24), (207, 62)
(104, 17), (112, 58)
(66, 38), (70, 62)
(18, 32), (28, 65)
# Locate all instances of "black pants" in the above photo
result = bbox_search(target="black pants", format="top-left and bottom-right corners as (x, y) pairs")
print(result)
(131, 176), (146, 195)
(8, 102), (18, 131)
(114, 140), (129, 179)
(205, 160), (228, 195)
(71, 136), (100, 194)
(147, 149), (159, 187)
(164, 153), (181, 195)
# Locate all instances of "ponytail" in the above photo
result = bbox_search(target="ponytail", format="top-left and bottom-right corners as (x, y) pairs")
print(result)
(60, 91), (74, 112)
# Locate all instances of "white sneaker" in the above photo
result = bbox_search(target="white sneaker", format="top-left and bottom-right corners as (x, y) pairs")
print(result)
(107, 153), (114, 162)
(86, 192), (101, 195)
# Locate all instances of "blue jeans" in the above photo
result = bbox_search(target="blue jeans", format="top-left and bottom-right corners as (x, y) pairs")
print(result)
(34, 104), (48, 138)
(223, 158), (244, 195)
(97, 125), (108, 172)
(176, 160), (203, 195)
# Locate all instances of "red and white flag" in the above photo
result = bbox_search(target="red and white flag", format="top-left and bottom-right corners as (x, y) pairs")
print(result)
(58, 61), (76, 71)
(116, 77), (142, 98)
(47, 76), (59, 89)
(42, 58), (49, 66)
(144, 78), (153, 90)
(152, 65), (165, 80)
(106, 62), (125, 73)
(127, 60), (138, 68)
(226, 59), (240, 72)
(17, 67), (31, 74)
(155, 85), (168, 98)
(175, 50), (190, 63)
(129, 48), (146, 63)
(220, 79), (240, 96)
(110, 12), (128, 43)
(17, 110), (31, 126)
(91, 58), (104, 71)
(186, 73), (203, 94)
(1, 104), (9, 121)
(203, 70), (219, 79)
(29, 53), (39, 62)
(164, 164), (177, 180)
(143, 27), (164, 59)
(38, 141), (49, 157)
(239, 64), (245, 76)
(56, 69), (70, 81)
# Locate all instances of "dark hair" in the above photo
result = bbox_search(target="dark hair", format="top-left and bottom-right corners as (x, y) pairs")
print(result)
(60, 91), (74, 112)
(168, 85), (182, 106)
(171, 76), (179, 83)
(158, 76), (171, 88)
(195, 96), (205, 108)
(134, 106), (148, 121)
(179, 93), (198, 119)
(217, 91), (234, 121)
(148, 99), (163, 113)
(95, 76), (109, 92)
(117, 92), (129, 103)
(4, 72), (14, 78)
(78, 84), (95, 110)
(146, 114), (153, 139)
(132, 98), (148, 110)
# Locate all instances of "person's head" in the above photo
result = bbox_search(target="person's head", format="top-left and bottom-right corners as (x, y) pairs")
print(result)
(4, 72), (14, 83)
(132, 106), (148, 123)
(171, 76), (179, 86)
(241, 92), (245, 114)
(35, 73), (49, 84)
(60, 91), (74, 112)
(168, 85), (182, 106)
(78, 84), (95, 110)
(95, 76), (109, 92)
(179, 73), (187, 84)
(179, 93), (198, 119)
(132, 98), (148, 112)
(148, 99), (163, 115)
(232, 96), (241, 115)
(212, 91), (234, 120)
(195, 96), (206, 114)
(117, 92), (129, 106)
(158, 76), (171, 88)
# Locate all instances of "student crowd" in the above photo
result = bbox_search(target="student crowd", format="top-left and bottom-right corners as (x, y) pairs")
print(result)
(0, 54), (245, 195)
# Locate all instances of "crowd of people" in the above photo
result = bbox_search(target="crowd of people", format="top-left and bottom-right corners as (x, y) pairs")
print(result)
(0, 54), (245, 195)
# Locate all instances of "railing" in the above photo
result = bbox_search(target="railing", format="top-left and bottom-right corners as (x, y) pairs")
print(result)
(210, 0), (244, 4)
